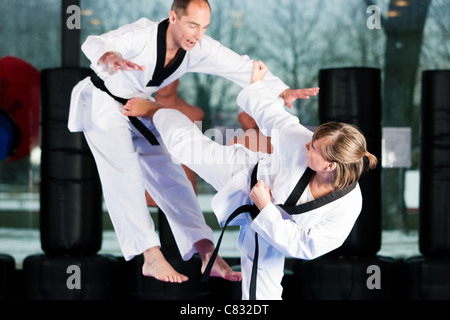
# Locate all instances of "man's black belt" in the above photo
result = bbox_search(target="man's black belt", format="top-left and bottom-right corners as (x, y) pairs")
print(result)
(90, 72), (160, 146)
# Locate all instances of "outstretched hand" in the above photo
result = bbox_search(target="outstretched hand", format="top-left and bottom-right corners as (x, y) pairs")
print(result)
(281, 87), (320, 108)
(250, 59), (319, 108)
(99, 51), (146, 73)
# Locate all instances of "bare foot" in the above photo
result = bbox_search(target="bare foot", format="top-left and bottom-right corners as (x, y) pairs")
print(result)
(195, 239), (242, 282)
(142, 247), (189, 283)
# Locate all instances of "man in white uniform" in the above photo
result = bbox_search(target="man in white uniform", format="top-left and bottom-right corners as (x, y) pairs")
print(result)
(69, 0), (318, 282)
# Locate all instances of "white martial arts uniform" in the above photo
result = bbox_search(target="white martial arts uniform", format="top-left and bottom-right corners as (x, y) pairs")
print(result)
(68, 18), (289, 261)
(153, 81), (363, 300)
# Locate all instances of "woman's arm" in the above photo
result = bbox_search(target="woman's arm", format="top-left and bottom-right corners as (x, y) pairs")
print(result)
(237, 73), (300, 138)
(189, 37), (317, 107)
(251, 60), (319, 106)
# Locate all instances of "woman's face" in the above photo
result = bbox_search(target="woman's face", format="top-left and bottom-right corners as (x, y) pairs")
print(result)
(305, 137), (333, 173)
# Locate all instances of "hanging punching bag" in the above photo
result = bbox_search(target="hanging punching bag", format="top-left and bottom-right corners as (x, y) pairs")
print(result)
(419, 70), (450, 256)
(318, 67), (382, 256)
(40, 67), (102, 255)
(0, 56), (40, 162)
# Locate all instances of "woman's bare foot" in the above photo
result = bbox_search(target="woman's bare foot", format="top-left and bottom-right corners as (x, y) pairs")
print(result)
(195, 239), (242, 282)
(142, 246), (189, 283)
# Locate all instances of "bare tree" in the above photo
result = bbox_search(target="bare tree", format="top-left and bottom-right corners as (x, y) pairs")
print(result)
(243, 0), (329, 124)
(420, 0), (450, 69)
(242, 0), (386, 124)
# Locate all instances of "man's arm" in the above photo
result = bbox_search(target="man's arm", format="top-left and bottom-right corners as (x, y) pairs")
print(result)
(188, 36), (288, 96)
(82, 18), (153, 75)
(189, 36), (318, 107)
(97, 51), (146, 73)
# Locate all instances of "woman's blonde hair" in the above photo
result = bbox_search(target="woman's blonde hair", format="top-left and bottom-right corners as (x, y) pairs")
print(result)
(312, 122), (378, 190)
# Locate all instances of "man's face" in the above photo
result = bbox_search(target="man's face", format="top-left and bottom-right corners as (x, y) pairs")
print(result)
(169, 1), (211, 51)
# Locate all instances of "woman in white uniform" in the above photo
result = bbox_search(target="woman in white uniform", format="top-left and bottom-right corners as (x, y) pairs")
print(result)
(123, 60), (378, 299)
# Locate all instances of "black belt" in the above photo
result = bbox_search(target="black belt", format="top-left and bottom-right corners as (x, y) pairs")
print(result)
(89, 72), (160, 146)
(200, 164), (310, 300)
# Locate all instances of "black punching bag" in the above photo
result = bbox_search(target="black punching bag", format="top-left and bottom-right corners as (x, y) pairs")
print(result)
(318, 67), (382, 256)
(419, 70), (450, 256)
(40, 68), (102, 255)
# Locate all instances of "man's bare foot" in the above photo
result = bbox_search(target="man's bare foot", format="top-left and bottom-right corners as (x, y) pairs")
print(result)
(142, 246), (189, 283)
(195, 239), (242, 282)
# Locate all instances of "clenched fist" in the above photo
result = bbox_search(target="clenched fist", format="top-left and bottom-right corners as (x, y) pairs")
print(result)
(249, 179), (272, 211)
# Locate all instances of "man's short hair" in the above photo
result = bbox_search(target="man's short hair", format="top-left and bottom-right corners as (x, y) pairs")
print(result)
(171, 0), (211, 17)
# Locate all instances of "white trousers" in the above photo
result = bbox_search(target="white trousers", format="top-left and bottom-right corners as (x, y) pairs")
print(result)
(156, 109), (285, 300)
(80, 94), (213, 261)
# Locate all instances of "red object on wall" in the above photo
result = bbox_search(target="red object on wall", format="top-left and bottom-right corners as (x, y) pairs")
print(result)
(0, 56), (40, 161)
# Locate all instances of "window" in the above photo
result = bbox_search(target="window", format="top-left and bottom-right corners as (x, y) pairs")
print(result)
(1, 0), (449, 266)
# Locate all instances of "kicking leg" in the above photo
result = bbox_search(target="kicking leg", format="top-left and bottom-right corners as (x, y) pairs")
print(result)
(135, 124), (240, 281)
